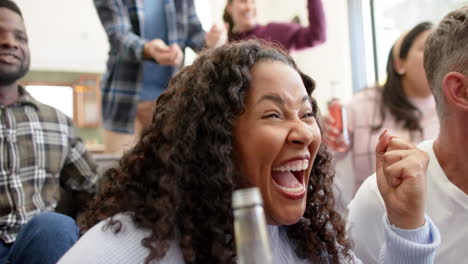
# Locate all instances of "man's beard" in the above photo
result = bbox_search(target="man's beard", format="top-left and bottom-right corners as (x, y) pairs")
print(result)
(0, 62), (29, 86)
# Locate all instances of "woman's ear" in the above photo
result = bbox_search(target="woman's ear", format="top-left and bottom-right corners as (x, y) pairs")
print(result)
(393, 57), (406, 75)
(442, 72), (468, 111)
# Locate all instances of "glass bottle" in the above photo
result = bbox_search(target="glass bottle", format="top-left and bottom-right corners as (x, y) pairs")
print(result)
(232, 187), (272, 264)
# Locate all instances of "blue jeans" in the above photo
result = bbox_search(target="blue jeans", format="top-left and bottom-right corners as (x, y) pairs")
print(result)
(0, 212), (79, 264)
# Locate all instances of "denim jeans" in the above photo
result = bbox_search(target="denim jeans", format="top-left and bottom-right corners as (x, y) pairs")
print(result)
(0, 212), (79, 264)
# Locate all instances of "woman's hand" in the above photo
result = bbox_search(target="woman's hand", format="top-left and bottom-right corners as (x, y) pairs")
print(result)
(322, 114), (350, 152)
(376, 130), (429, 229)
(205, 23), (227, 48)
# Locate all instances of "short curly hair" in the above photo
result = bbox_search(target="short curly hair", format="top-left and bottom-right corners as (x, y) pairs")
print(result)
(81, 40), (352, 264)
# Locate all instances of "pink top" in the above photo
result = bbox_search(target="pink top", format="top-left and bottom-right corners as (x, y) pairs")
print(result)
(231, 0), (326, 52)
(337, 88), (439, 192)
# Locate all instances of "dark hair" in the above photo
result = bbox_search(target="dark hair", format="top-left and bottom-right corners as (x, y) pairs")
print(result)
(373, 22), (433, 136)
(81, 40), (352, 264)
(0, 0), (23, 18)
(223, 0), (236, 42)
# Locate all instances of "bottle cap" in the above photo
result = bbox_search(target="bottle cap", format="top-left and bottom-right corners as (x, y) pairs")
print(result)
(232, 187), (263, 209)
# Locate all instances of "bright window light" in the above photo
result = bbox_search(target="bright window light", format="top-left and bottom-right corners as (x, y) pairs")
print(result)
(195, 0), (213, 31)
(185, 0), (213, 66)
(25, 85), (74, 118)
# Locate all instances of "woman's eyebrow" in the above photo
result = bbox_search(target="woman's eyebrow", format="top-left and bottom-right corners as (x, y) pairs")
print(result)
(255, 94), (312, 105)
(255, 94), (284, 106)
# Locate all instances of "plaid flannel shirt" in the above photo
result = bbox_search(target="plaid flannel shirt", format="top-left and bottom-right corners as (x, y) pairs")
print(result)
(94, 0), (206, 133)
(0, 87), (98, 243)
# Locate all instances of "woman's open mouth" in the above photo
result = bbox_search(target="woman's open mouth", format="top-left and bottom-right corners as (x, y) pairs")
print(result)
(271, 159), (308, 199)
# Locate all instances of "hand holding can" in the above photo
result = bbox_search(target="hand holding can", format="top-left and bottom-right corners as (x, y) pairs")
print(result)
(323, 99), (350, 152)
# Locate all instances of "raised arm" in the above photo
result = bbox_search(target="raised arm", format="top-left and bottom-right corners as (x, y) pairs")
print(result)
(348, 131), (440, 263)
(259, 0), (326, 51)
(376, 131), (440, 263)
(294, 0), (326, 49)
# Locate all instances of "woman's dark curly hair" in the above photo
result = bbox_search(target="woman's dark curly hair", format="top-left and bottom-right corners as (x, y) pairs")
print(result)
(373, 22), (433, 138)
(81, 40), (353, 263)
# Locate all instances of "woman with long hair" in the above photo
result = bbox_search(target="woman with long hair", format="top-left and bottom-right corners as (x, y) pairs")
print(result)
(59, 40), (439, 264)
(223, 0), (326, 52)
(323, 22), (439, 194)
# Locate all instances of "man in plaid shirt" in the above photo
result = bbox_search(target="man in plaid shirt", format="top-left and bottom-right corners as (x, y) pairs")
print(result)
(94, 0), (226, 154)
(0, 1), (99, 263)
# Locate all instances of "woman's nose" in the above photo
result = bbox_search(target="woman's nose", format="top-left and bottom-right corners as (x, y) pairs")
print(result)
(287, 121), (315, 146)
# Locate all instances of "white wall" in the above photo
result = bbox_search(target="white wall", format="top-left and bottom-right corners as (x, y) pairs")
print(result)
(373, 0), (467, 82)
(16, 0), (353, 109)
(16, 0), (109, 73)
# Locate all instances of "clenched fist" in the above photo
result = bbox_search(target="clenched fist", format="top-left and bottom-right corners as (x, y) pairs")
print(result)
(376, 130), (429, 230)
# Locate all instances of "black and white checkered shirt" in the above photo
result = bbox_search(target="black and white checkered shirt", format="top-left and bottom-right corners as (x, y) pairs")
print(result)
(0, 86), (98, 243)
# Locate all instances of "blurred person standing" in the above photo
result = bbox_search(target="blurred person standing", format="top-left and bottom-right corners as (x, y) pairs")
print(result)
(0, 1), (98, 263)
(223, 0), (326, 52)
(323, 22), (439, 195)
(94, 0), (226, 154)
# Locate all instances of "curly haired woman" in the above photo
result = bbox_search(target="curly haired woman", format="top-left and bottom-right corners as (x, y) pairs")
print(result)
(59, 40), (439, 264)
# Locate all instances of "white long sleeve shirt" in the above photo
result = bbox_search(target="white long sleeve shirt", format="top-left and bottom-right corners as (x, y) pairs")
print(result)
(59, 211), (440, 263)
(349, 140), (467, 263)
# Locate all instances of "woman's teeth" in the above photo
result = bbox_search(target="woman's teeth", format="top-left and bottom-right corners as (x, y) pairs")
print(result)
(274, 184), (304, 194)
(272, 159), (309, 172)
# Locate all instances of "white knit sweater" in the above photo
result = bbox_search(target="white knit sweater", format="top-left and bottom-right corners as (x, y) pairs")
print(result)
(59, 213), (440, 263)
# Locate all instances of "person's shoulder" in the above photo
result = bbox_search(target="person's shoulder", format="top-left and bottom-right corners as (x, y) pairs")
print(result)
(348, 174), (385, 216)
(20, 90), (71, 123)
(35, 101), (68, 116)
(351, 87), (382, 103)
(355, 174), (381, 197)
(34, 101), (73, 125)
(58, 213), (151, 263)
(261, 22), (300, 34)
(347, 174), (386, 263)
(416, 140), (434, 153)
(90, 213), (150, 239)
(250, 22), (298, 41)
(345, 88), (382, 117)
